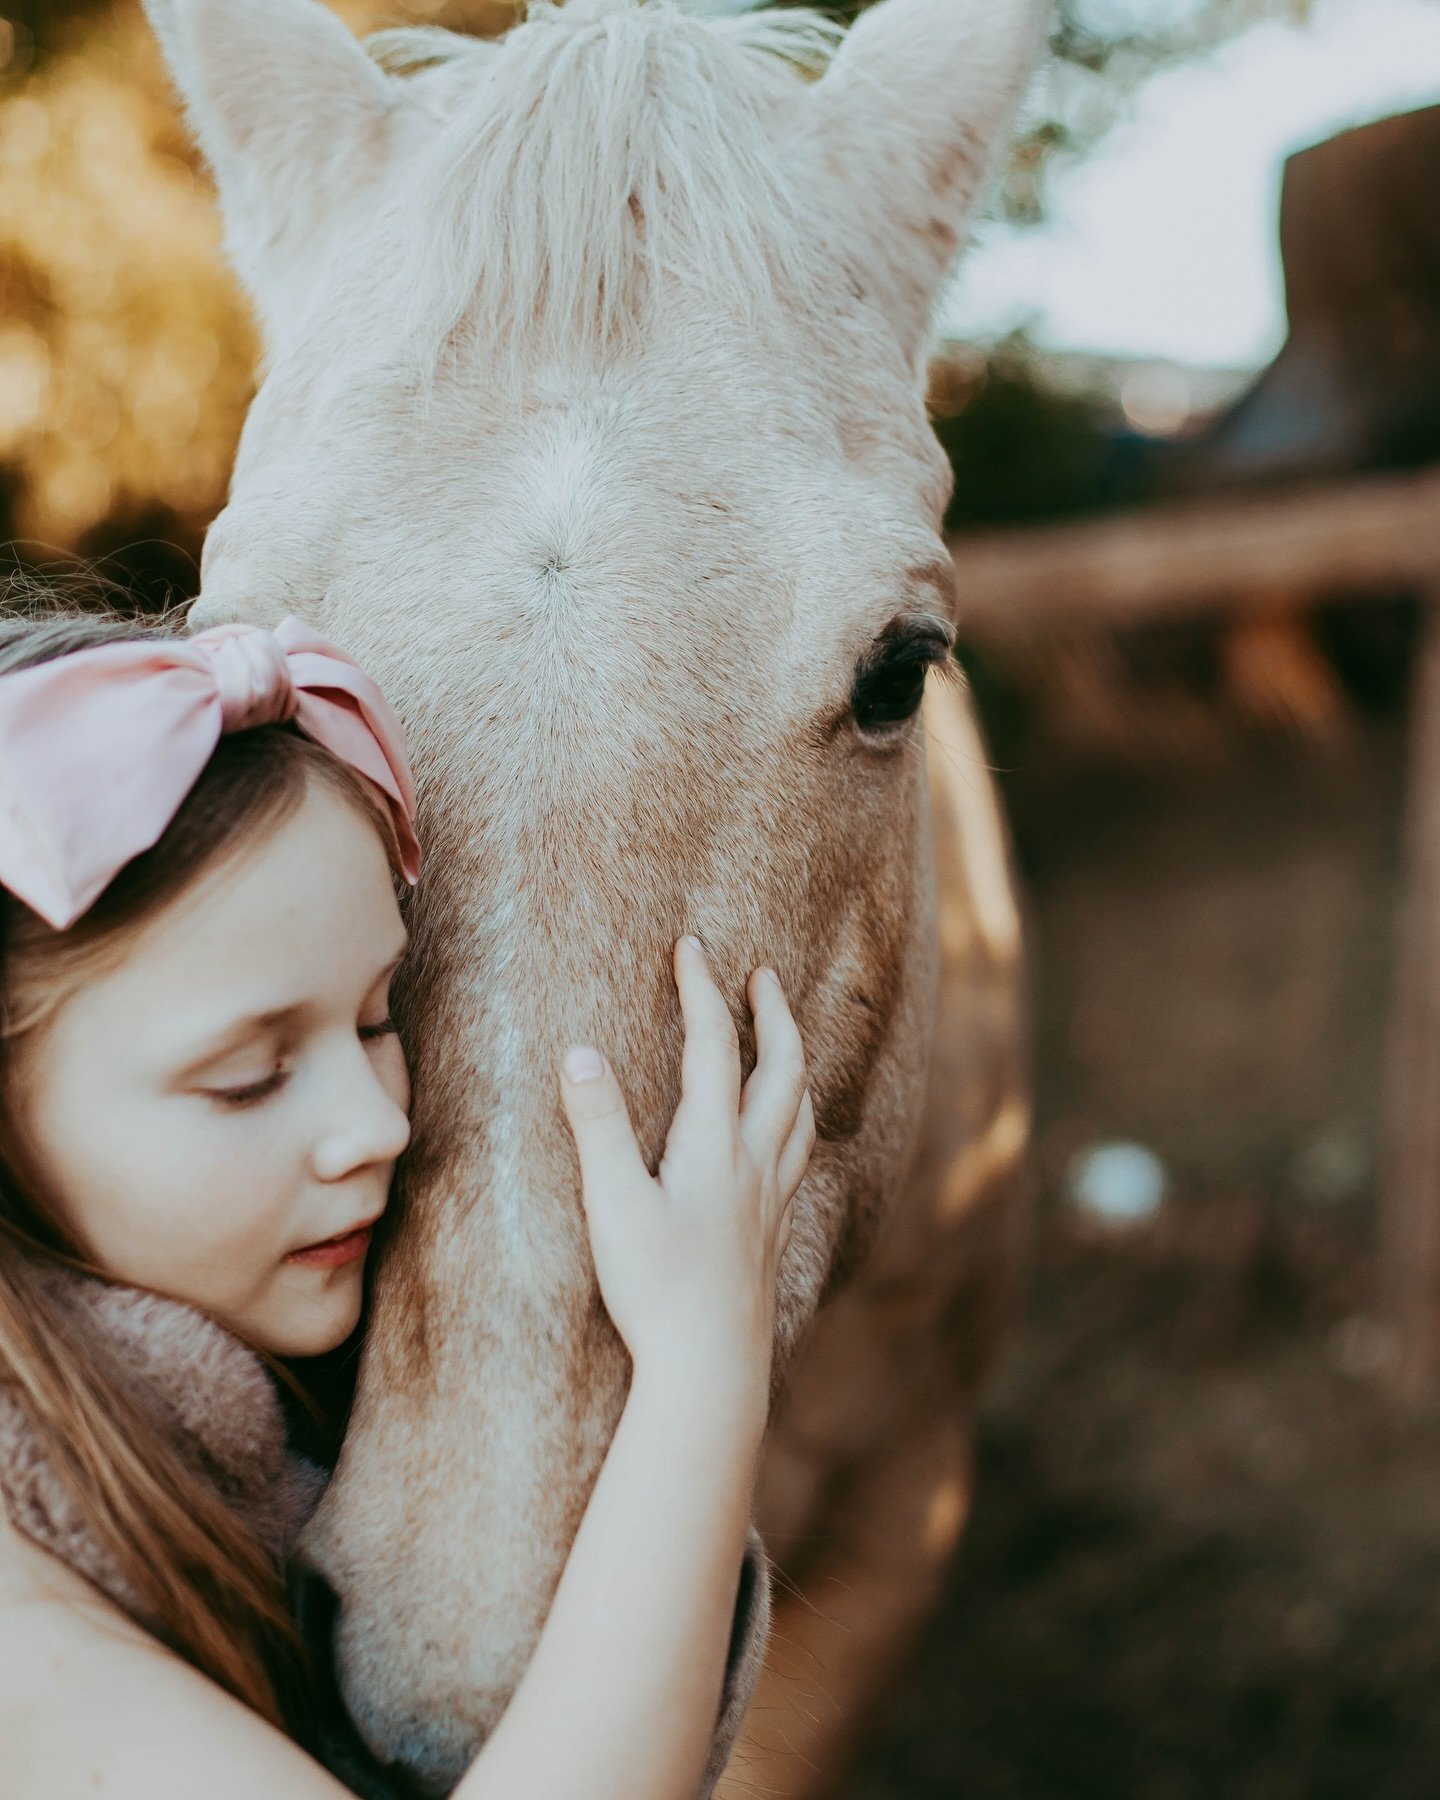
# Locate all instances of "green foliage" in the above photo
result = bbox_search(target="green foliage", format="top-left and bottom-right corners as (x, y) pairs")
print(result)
(932, 344), (1114, 532)
(1018, 0), (1329, 220)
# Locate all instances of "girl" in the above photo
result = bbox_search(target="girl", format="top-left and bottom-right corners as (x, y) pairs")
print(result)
(0, 608), (813, 1799)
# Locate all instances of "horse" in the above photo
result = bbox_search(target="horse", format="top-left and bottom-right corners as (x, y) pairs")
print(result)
(141, 0), (1039, 1791)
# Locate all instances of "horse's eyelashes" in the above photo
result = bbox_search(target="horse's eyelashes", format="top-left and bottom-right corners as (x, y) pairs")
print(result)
(851, 621), (952, 736)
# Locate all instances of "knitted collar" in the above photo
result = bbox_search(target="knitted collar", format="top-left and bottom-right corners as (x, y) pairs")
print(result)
(0, 1253), (324, 1628)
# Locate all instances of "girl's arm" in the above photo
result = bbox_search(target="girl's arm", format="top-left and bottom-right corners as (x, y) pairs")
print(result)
(0, 938), (811, 1800)
(461, 1357), (765, 1800)
(458, 936), (810, 1800)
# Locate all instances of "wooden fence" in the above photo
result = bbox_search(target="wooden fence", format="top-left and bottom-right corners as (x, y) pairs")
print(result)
(950, 465), (1440, 1403)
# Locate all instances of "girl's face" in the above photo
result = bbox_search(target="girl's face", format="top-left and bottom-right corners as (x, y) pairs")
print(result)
(10, 780), (411, 1357)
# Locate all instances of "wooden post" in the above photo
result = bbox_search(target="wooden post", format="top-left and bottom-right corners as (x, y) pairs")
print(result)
(1381, 592), (1440, 1405)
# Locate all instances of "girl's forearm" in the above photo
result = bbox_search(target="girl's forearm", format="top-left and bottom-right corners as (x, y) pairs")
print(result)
(454, 1357), (768, 1800)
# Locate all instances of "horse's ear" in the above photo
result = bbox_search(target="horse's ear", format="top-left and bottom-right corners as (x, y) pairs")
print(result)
(809, 0), (1047, 369)
(141, 0), (393, 297)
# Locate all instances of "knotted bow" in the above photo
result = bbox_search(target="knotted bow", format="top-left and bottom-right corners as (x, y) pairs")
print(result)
(0, 617), (421, 930)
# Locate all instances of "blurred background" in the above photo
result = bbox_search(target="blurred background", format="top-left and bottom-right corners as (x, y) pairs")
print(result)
(5, 0), (1440, 1793)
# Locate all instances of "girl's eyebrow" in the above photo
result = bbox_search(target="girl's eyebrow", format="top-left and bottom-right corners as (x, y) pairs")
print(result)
(172, 1005), (303, 1078)
(174, 945), (409, 1075)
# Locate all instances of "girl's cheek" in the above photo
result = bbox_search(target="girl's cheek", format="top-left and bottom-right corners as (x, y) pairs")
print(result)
(146, 1121), (293, 1265)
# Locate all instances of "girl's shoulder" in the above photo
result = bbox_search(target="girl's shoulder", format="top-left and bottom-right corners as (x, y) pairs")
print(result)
(0, 1492), (124, 1624)
(0, 1505), (343, 1800)
(0, 1505), (112, 1771)
(0, 1500), (153, 1751)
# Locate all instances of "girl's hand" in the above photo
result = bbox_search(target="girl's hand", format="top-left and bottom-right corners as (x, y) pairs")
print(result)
(558, 936), (814, 1398)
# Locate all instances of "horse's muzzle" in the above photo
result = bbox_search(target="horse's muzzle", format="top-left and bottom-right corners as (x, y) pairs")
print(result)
(292, 1527), (773, 1799)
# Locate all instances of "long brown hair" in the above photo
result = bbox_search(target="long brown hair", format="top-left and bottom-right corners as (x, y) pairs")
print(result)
(0, 604), (404, 1728)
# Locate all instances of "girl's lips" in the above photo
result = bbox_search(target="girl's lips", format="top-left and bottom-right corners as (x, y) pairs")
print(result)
(286, 1224), (373, 1269)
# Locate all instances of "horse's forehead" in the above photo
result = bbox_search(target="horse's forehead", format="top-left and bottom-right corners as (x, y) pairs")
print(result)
(212, 328), (945, 678)
(237, 345), (919, 575)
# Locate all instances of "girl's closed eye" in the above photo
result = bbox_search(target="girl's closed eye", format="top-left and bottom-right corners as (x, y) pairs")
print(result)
(206, 1018), (398, 1109)
(207, 1067), (289, 1110)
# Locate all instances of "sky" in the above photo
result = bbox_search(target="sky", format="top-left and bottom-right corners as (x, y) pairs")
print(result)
(939, 0), (1440, 370)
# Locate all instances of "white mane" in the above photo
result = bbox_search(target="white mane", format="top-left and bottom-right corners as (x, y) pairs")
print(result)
(365, 0), (845, 366)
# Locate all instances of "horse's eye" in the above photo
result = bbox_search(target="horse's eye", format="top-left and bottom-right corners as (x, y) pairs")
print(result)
(851, 620), (954, 735)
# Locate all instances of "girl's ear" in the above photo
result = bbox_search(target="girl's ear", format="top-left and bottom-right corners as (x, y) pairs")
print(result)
(141, 0), (395, 300)
(808, 0), (1048, 371)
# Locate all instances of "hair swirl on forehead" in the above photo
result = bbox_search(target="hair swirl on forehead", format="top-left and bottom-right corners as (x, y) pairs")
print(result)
(0, 599), (403, 1731)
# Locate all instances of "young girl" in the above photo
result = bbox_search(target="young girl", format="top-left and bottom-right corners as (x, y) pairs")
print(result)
(0, 608), (814, 1799)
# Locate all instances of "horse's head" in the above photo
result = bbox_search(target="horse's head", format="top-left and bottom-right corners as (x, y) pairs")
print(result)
(146, 0), (1042, 1786)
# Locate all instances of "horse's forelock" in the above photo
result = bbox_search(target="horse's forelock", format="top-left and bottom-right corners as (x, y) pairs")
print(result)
(361, 1), (845, 371)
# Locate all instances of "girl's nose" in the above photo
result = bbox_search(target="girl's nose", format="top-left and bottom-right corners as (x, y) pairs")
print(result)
(310, 1040), (412, 1183)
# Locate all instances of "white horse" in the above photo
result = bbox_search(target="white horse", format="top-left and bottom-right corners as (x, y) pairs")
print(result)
(143, 1), (1039, 1791)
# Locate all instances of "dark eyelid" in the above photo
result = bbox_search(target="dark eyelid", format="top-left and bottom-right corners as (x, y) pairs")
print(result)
(845, 614), (953, 739)
(814, 618), (952, 743)
(882, 611), (956, 657)
(852, 615), (954, 688)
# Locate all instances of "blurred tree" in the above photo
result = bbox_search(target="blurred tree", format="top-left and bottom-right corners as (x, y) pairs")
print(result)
(0, 0), (441, 566)
(1004, 0), (1325, 221)
(769, 0), (1331, 221)
(0, 0), (256, 576)
(929, 340), (1115, 532)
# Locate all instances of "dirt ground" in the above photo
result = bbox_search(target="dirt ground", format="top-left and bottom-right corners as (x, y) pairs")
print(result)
(839, 704), (1440, 1799)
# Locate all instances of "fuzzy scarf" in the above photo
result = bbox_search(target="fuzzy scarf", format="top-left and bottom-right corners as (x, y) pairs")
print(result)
(0, 1255), (324, 1627)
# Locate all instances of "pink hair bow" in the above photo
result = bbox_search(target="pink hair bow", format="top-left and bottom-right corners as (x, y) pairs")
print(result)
(0, 617), (421, 930)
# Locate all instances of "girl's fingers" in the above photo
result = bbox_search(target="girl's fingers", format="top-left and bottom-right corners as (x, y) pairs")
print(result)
(559, 1047), (651, 1206)
(740, 967), (808, 1154)
(776, 1188), (796, 1260)
(670, 936), (742, 1130)
(775, 1087), (816, 1209)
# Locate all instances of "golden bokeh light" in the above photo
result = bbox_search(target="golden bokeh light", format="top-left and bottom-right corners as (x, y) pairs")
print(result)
(0, 0), (519, 556)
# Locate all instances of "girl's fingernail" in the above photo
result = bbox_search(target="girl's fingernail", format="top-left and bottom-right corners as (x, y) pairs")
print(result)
(564, 1046), (605, 1083)
(681, 934), (703, 953)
